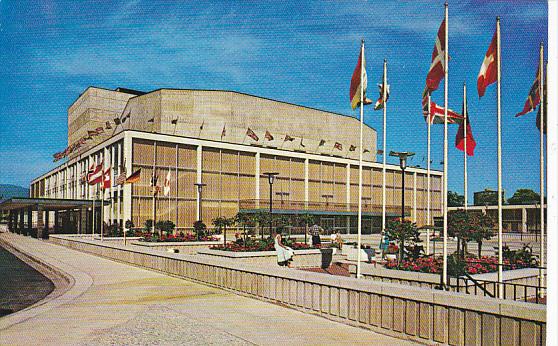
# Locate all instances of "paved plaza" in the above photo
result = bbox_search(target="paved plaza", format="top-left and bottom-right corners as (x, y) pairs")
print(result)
(0, 232), (417, 345)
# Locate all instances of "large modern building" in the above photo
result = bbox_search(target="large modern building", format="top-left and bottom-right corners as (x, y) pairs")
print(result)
(21, 87), (442, 234)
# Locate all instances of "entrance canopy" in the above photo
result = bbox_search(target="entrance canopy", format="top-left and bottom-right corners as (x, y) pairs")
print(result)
(0, 197), (104, 211)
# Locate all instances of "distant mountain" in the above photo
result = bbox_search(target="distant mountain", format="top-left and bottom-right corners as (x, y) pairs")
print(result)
(0, 184), (29, 200)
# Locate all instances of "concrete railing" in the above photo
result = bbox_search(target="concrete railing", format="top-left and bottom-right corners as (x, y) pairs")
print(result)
(50, 235), (545, 345)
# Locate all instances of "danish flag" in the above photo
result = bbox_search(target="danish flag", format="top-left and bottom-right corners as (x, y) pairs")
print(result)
(426, 19), (446, 92)
(477, 31), (498, 98)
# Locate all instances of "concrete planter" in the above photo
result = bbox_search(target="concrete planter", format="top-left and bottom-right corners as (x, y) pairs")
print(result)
(198, 248), (338, 268)
(131, 240), (221, 255)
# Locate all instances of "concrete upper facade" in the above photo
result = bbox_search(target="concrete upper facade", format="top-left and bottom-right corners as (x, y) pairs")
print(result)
(68, 87), (377, 161)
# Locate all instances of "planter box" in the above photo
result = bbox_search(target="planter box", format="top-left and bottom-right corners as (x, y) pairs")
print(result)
(131, 240), (221, 255)
(197, 248), (338, 268)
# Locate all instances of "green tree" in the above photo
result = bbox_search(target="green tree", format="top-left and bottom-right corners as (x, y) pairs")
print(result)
(193, 220), (207, 240)
(447, 191), (465, 207)
(384, 220), (421, 263)
(155, 220), (175, 236)
(251, 211), (271, 239)
(507, 189), (540, 205)
(212, 216), (235, 245)
(448, 210), (495, 258)
(235, 211), (252, 243)
(469, 213), (495, 258)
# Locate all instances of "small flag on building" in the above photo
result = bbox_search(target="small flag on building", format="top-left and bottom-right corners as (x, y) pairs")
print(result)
(105, 121), (112, 129)
(102, 167), (111, 189)
(221, 124), (226, 139)
(115, 165), (127, 186)
(318, 139), (326, 147)
(363, 149), (370, 153)
(114, 117), (121, 125)
(265, 130), (274, 141)
(88, 130), (98, 137)
(200, 120), (205, 130)
(246, 128), (259, 141)
(334, 142), (343, 151)
(87, 161), (104, 185)
(349, 145), (356, 152)
(147, 117), (154, 123)
(95, 127), (104, 134)
(477, 31), (498, 98)
(124, 169), (141, 184)
(163, 169), (171, 196)
(284, 134), (295, 142)
(300, 138), (306, 147)
(171, 118), (178, 125)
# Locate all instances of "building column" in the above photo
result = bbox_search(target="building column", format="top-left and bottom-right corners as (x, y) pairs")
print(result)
(522, 207), (528, 233)
(7, 210), (13, 231)
(54, 210), (59, 233)
(122, 135), (133, 224)
(27, 206), (33, 234)
(255, 152), (260, 208)
(346, 163), (351, 234)
(196, 144), (203, 220)
(413, 171), (417, 223)
(304, 158), (309, 209)
(44, 210), (50, 233)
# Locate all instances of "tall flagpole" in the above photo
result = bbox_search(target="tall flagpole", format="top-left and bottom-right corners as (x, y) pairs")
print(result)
(382, 59), (387, 234)
(356, 39), (365, 278)
(496, 16), (503, 298)
(426, 93), (431, 255)
(463, 82), (468, 211)
(539, 42), (545, 296)
(442, 2), (449, 288)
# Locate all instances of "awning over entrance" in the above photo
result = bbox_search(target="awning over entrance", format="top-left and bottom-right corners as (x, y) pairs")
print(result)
(0, 197), (104, 211)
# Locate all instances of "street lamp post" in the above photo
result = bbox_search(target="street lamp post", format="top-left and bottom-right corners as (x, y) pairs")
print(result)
(194, 183), (207, 223)
(263, 172), (279, 239)
(389, 151), (415, 266)
(389, 151), (415, 221)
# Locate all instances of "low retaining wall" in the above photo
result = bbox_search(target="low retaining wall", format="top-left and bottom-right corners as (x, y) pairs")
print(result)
(196, 248), (338, 268)
(49, 235), (545, 345)
(347, 263), (542, 301)
(131, 241), (220, 255)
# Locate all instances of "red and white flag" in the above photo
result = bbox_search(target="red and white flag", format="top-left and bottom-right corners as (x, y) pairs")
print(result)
(426, 19), (446, 92)
(349, 44), (372, 110)
(163, 169), (171, 196)
(246, 128), (259, 141)
(477, 31), (497, 98)
(422, 88), (463, 124)
(87, 161), (104, 185)
(102, 167), (111, 189)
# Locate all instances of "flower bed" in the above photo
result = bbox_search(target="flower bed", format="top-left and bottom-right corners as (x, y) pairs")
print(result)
(139, 232), (219, 243)
(209, 237), (319, 252)
(385, 256), (534, 275)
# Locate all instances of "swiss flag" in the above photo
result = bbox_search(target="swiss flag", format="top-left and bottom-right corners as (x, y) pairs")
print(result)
(477, 31), (497, 98)
(426, 19), (446, 92)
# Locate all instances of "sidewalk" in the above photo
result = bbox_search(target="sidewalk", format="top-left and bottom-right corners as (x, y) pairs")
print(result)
(0, 233), (418, 345)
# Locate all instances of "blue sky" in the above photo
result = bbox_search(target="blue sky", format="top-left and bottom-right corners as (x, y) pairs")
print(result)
(0, 0), (547, 201)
